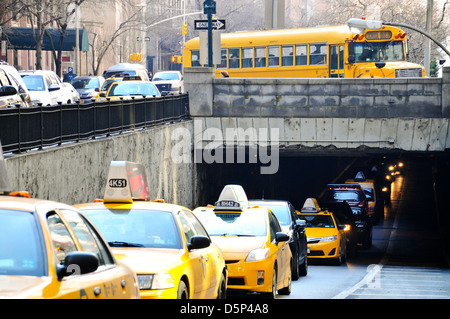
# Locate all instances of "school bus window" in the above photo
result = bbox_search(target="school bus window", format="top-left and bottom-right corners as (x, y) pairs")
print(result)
(242, 47), (253, 68)
(218, 49), (227, 69)
(295, 44), (307, 66)
(192, 50), (201, 66)
(281, 45), (293, 66)
(310, 43), (327, 65)
(255, 47), (266, 68)
(229, 48), (240, 68)
(339, 46), (344, 69)
(268, 46), (280, 67)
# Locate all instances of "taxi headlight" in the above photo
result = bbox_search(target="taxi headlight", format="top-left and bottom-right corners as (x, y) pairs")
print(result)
(137, 274), (174, 290)
(246, 248), (269, 262)
(320, 235), (338, 242)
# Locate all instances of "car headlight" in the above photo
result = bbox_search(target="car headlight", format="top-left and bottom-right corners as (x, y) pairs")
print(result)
(137, 273), (174, 290)
(246, 248), (269, 262)
(320, 235), (338, 242)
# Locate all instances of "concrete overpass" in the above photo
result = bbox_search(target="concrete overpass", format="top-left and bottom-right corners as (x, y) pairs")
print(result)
(185, 66), (450, 154)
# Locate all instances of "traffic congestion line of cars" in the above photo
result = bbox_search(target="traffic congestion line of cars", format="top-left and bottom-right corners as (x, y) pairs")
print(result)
(0, 61), (183, 108)
(0, 138), (387, 299)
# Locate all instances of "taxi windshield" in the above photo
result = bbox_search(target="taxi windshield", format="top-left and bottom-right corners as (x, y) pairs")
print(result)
(197, 211), (267, 237)
(0, 210), (46, 276)
(82, 209), (182, 249)
(108, 82), (159, 97)
(298, 214), (335, 228)
(258, 205), (290, 226)
(326, 190), (363, 202)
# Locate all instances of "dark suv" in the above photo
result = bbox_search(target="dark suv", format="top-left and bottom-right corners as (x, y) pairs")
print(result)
(249, 199), (308, 279)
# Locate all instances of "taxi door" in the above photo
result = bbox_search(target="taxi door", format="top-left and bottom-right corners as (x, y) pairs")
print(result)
(269, 212), (290, 286)
(44, 208), (138, 299)
(178, 209), (216, 298)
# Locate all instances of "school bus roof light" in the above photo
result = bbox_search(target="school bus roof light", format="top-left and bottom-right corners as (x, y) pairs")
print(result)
(348, 18), (383, 33)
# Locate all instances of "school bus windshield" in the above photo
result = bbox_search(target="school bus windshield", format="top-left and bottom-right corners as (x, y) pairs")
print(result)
(351, 41), (404, 62)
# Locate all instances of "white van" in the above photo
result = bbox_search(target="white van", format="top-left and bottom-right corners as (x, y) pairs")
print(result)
(103, 63), (149, 81)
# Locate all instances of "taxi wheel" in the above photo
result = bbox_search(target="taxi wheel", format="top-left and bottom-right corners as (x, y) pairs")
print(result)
(264, 266), (277, 299)
(278, 261), (292, 295)
(177, 280), (189, 299)
(217, 273), (227, 299)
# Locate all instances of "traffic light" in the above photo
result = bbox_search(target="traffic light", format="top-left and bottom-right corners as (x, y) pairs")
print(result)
(182, 23), (187, 36)
(171, 55), (183, 64)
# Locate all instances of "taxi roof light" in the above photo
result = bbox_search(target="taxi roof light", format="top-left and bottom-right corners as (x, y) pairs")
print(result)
(301, 198), (321, 213)
(103, 161), (150, 203)
(214, 184), (249, 211)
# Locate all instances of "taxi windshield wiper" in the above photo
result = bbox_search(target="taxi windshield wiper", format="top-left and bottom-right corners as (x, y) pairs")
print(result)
(217, 233), (256, 237)
(108, 241), (144, 247)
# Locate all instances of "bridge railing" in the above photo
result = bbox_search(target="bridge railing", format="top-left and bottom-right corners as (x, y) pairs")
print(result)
(0, 93), (190, 153)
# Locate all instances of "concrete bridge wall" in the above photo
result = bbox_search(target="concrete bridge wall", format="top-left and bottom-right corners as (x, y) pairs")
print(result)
(185, 67), (450, 152)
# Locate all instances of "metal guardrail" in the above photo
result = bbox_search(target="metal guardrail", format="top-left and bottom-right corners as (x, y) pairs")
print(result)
(0, 93), (190, 153)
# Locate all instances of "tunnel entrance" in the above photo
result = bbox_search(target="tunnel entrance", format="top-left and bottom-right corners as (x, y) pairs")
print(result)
(195, 154), (358, 209)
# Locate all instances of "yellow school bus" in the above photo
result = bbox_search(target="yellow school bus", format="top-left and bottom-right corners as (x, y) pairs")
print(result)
(183, 24), (425, 78)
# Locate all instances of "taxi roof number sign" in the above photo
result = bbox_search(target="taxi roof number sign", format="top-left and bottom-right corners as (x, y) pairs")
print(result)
(214, 185), (249, 211)
(104, 161), (150, 203)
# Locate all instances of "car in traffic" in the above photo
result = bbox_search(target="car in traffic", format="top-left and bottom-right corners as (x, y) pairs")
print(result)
(0, 62), (32, 107)
(320, 200), (358, 258)
(96, 80), (161, 102)
(75, 161), (227, 299)
(298, 198), (347, 265)
(20, 70), (80, 106)
(249, 199), (308, 279)
(322, 183), (369, 212)
(70, 75), (105, 103)
(103, 63), (150, 81)
(193, 185), (292, 298)
(151, 71), (184, 95)
(350, 206), (373, 249)
(0, 147), (140, 299)
(346, 171), (383, 223)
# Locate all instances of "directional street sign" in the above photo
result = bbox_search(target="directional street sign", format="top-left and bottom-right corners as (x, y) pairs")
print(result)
(194, 19), (226, 30)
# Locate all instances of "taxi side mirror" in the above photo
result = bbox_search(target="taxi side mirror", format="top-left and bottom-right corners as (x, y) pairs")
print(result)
(188, 235), (211, 251)
(295, 219), (306, 230)
(57, 251), (99, 280)
(275, 232), (290, 243)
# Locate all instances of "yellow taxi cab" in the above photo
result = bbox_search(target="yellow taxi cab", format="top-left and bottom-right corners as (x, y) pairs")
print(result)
(193, 185), (292, 298)
(74, 161), (227, 299)
(297, 198), (347, 265)
(96, 80), (160, 102)
(95, 76), (124, 101)
(0, 146), (139, 298)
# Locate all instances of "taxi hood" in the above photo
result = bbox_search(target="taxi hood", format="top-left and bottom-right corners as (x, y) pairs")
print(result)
(211, 236), (267, 260)
(112, 248), (185, 274)
(0, 276), (51, 298)
(305, 227), (338, 238)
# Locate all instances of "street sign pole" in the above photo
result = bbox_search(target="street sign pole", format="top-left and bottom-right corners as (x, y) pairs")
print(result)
(203, 0), (216, 67)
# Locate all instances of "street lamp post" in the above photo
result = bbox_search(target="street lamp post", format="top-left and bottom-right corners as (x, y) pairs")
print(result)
(203, 0), (216, 67)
